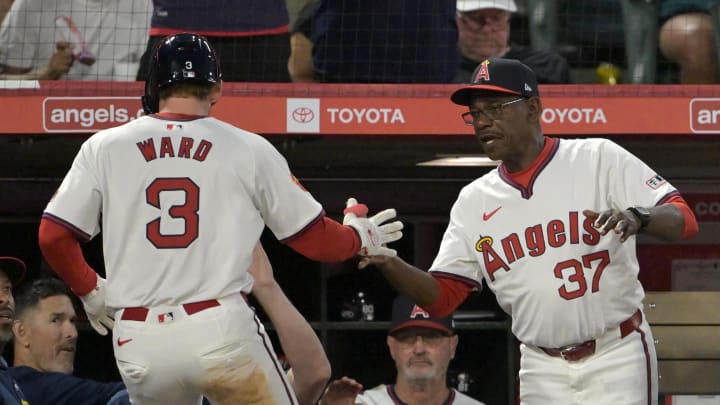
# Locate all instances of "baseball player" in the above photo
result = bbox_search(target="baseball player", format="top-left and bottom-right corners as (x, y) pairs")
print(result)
(37, 33), (402, 405)
(356, 58), (699, 405)
(319, 295), (485, 405)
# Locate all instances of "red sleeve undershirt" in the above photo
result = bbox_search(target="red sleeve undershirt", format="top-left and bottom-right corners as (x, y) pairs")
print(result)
(422, 276), (475, 318)
(286, 216), (361, 261)
(665, 195), (699, 239)
(38, 214), (359, 296)
(38, 218), (97, 296)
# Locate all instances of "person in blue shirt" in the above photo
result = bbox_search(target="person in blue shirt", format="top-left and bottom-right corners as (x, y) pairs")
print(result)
(10, 253), (328, 405)
(0, 256), (30, 405)
(10, 277), (128, 405)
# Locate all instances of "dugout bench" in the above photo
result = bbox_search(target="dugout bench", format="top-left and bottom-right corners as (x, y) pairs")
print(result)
(644, 292), (720, 395)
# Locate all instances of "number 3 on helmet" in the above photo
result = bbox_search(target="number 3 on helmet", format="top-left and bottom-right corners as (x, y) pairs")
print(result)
(141, 33), (223, 114)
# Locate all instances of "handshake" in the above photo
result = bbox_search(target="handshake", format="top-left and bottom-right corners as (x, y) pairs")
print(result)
(343, 197), (404, 257)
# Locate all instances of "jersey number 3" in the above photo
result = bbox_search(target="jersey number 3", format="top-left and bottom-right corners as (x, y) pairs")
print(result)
(553, 250), (610, 300)
(145, 177), (200, 249)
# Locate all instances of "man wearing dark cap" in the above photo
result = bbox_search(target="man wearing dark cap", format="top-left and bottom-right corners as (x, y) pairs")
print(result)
(455, 0), (570, 84)
(0, 256), (30, 404)
(355, 58), (699, 404)
(319, 295), (484, 405)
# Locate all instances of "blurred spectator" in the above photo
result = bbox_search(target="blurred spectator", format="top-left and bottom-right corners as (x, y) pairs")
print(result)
(318, 296), (485, 405)
(455, 0), (570, 84)
(288, 0), (317, 82)
(659, 0), (720, 83)
(0, 0), (12, 24)
(10, 277), (129, 405)
(0, 256), (30, 405)
(0, 0), (151, 81)
(136, 1), (293, 82)
(0, 42), (74, 80)
(310, 0), (458, 83)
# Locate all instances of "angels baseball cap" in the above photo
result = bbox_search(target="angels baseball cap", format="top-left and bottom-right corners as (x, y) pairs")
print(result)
(388, 295), (454, 335)
(450, 58), (539, 106)
(0, 256), (27, 286)
(457, 0), (517, 12)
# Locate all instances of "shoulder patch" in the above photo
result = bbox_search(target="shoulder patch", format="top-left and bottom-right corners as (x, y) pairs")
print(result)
(645, 174), (666, 189)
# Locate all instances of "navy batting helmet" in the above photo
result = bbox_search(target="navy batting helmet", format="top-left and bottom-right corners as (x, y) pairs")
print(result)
(141, 33), (222, 114)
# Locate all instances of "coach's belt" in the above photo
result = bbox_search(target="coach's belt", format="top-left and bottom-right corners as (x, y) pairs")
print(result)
(539, 309), (643, 362)
(121, 299), (221, 322)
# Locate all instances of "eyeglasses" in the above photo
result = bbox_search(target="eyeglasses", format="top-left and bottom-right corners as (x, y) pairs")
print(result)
(461, 97), (525, 125)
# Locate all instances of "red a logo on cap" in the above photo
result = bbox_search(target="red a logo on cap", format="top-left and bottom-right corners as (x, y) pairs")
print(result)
(410, 305), (430, 319)
(474, 60), (491, 82)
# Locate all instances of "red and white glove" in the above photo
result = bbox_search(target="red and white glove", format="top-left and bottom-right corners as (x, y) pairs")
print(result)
(343, 198), (404, 257)
(80, 276), (114, 335)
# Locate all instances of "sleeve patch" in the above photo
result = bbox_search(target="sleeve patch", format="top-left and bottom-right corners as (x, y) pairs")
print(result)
(645, 175), (667, 190)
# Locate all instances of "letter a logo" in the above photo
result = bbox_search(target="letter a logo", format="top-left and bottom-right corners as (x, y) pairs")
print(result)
(474, 60), (491, 83)
(410, 305), (430, 319)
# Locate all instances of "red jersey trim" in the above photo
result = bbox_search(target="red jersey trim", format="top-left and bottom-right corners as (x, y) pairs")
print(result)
(279, 209), (325, 243)
(431, 271), (482, 290)
(152, 112), (208, 121)
(149, 26), (289, 38)
(424, 274), (476, 318)
(657, 191), (681, 205)
(41, 213), (92, 242)
(499, 136), (559, 199)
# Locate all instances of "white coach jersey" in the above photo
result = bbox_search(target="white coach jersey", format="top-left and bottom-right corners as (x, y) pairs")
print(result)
(356, 384), (485, 405)
(430, 137), (678, 348)
(44, 114), (323, 309)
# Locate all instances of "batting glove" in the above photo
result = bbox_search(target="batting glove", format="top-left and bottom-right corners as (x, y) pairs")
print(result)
(343, 198), (404, 257)
(80, 276), (115, 336)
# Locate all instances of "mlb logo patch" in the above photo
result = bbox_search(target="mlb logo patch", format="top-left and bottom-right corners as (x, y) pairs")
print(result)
(166, 123), (183, 131)
(645, 175), (666, 189)
(158, 312), (174, 323)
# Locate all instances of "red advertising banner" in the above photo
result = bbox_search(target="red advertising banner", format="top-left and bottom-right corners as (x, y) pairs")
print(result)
(1, 82), (720, 136)
(684, 193), (720, 222)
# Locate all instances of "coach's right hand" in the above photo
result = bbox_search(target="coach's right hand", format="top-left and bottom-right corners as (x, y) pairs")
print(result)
(80, 276), (115, 335)
(343, 198), (404, 257)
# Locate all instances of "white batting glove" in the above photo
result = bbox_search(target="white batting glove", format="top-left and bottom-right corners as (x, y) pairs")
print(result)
(80, 276), (115, 336)
(343, 198), (404, 257)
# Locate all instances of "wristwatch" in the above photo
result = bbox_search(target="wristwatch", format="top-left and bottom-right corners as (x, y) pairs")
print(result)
(627, 206), (651, 232)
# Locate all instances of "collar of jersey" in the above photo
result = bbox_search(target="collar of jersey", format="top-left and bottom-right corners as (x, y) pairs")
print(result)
(386, 384), (456, 405)
(499, 136), (559, 199)
(153, 112), (208, 121)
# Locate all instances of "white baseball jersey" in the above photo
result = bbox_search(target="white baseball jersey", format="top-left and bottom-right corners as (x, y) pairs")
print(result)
(356, 384), (485, 405)
(44, 114), (323, 309)
(0, 0), (151, 80)
(430, 137), (678, 348)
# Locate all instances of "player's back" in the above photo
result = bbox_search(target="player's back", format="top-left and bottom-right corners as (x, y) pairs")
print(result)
(88, 114), (321, 309)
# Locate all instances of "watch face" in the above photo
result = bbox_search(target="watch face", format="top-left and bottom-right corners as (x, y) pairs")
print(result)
(629, 206), (650, 228)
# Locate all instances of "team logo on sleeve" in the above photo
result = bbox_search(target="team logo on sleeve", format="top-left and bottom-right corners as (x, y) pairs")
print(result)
(645, 174), (666, 189)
